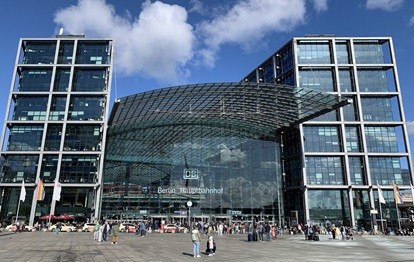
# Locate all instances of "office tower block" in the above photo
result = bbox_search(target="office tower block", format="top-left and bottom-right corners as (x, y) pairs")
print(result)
(0, 35), (113, 226)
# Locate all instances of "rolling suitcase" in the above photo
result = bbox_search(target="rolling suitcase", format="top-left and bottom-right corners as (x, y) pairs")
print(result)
(253, 231), (258, 241)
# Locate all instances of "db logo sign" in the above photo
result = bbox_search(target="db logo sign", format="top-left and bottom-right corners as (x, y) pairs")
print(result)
(183, 169), (199, 179)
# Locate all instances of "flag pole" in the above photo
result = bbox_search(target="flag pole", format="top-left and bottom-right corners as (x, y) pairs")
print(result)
(15, 199), (22, 224)
(395, 200), (401, 231)
(16, 180), (26, 224)
(378, 197), (384, 233)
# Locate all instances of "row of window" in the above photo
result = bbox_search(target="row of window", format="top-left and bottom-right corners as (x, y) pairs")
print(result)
(305, 156), (409, 186)
(16, 67), (109, 92)
(22, 41), (111, 65)
(7, 124), (102, 152)
(0, 154), (99, 183)
(296, 40), (391, 65)
(12, 95), (106, 121)
(298, 68), (396, 93)
(303, 125), (404, 153)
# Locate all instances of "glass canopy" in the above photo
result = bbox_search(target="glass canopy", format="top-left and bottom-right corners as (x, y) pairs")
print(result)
(104, 82), (351, 186)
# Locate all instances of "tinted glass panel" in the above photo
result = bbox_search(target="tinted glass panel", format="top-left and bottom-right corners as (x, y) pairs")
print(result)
(72, 69), (107, 92)
(22, 42), (56, 64)
(18, 68), (52, 92)
(13, 96), (48, 120)
(76, 42), (109, 64)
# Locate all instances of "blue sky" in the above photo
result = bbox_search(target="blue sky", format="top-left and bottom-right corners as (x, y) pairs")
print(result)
(0, 0), (413, 160)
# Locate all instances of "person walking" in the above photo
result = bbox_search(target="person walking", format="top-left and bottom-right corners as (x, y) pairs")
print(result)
(102, 221), (110, 242)
(264, 223), (271, 241)
(206, 235), (216, 256)
(111, 222), (120, 244)
(191, 226), (201, 258)
(258, 223), (264, 241)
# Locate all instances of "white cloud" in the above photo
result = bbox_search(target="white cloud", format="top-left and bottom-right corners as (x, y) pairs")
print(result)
(366, 0), (404, 11)
(312, 0), (329, 13)
(197, 0), (306, 67)
(409, 16), (414, 26)
(54, 0), (195, 83)
(407, 121), (414, 136)
(54, 0), (308, 81)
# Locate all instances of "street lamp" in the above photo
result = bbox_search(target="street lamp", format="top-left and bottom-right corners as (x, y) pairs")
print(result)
(187, 200), (192, 228)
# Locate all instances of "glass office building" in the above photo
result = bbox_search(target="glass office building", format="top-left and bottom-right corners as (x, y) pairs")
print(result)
(243, 36), (413, 229)
(0, 36), (113, 225)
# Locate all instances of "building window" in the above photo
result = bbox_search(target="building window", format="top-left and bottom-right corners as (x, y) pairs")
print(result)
(22, 41), (56, 64)
(298, 69), (335, 92)
(1, 155), (39, 183)
(53, 68), (71, 91)
(335, 41), (352, 64)
(357, 69), (394, 92)
(64, 124), (101, 151)
(345, 126), (362, 152)
(306, 156), (344, 185)
(76, 42), (110, 64)
(17, 68), (53, 92)
(364, 126), (400, 153)
(361, 97), (397, 122)
(40, 155), (59, 183)
(60, 155), (98, 183)
(308, 190), (350, 224)
(338, 68), (355, 92)
(369, 157), (409, 185)
(49, 96), (67, 121)
(297, 41), (332, 64)
(342, 96), (358, 121)
(57, 41), (74, 64)
(348, 157), (366, 185)
(303, 126), (341, 152)
(7, 125), (43, 151)
(44, 124), (63, 151)
(72, 68), (107, 92)
(354, 41), (387, 64)
(13, 96), (48, 120)
(68, 96), (105, 121)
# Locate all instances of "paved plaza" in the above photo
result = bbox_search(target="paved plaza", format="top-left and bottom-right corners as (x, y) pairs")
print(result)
(1, 230), (414, 262)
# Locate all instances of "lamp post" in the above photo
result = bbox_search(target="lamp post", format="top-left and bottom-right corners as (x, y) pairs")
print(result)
(187, 200), (192, 229)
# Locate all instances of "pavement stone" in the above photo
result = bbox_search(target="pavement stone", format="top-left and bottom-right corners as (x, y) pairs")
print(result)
(1, 231), (414, 261)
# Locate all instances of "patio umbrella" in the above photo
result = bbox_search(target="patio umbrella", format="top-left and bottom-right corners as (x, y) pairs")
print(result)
(39, 214), (56, 220)
(54, 214), (74, 220)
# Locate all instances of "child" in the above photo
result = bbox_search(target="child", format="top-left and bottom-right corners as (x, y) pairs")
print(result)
(206, 235), (216, 256)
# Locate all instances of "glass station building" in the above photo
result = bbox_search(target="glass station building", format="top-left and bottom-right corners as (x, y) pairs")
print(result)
(102, 82), (350, 226)
(1, 35), (412, 230)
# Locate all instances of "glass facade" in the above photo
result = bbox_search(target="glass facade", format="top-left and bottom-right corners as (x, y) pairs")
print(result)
(243, 36), (413, 229)
(103, 139), (282, 223)
(0, 36), (113, 225)
(103, 82), (348, 226)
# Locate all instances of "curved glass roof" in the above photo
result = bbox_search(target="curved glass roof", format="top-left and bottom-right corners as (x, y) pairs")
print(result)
(104, 82), (350, 182)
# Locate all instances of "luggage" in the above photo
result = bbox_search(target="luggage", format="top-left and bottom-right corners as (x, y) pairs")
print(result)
(253, 232), (258, 241)
(141, 229), (147, 236)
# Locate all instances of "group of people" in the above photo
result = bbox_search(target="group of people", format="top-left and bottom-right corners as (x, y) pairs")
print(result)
(93, 221), (119, 244)
(191, 226), (216, 258)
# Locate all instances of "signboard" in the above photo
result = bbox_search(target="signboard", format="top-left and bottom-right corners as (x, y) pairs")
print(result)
(226, 210), (242, 215)
(183, 168), (199, 179)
